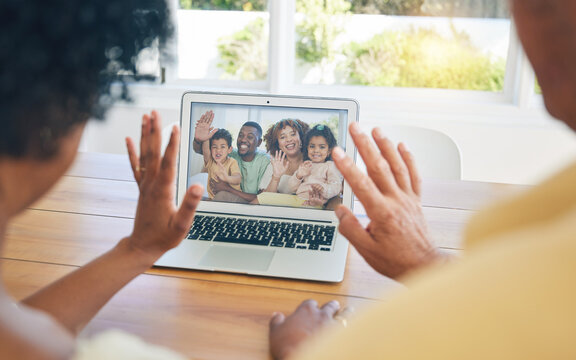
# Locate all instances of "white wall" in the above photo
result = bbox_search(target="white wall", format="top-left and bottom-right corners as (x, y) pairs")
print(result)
(81, 93), (576, 186)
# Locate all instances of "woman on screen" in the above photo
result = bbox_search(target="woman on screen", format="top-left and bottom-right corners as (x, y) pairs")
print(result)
(254, 119), (309, 206)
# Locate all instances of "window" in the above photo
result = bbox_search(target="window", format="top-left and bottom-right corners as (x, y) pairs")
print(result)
(294, 0), (510, 92)
(159, 0), (538, 115)
(175, 1), (269, 83)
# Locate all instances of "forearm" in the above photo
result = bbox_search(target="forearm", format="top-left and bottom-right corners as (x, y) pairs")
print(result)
(264, 177), (281, 193)
(324, 165), (343, 199)
(222, 186), (257, 202)
(193, 139), (203, 154)
(224, 173), (241, 185)
(323, 181), (342, 200)
(201, 141), (210, 164)
(287, 174), (302, 193)
(22, 237), (152, 335)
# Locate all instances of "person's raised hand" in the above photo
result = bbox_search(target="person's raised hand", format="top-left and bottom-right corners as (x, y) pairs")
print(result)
(125, 111), (203, 265)
(269, 300), (342, 360)
(215, 162), (227, 181)
(271, 150), (289, 179)
(332, 122), (442, 279)
(303, 184), (325, 207)
(194, 110), (218, 143)
(296, 160), (312, 179)
(210, 178), (231, 195)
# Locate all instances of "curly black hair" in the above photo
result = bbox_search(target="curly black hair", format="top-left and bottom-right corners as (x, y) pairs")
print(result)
(262, 119), (310, 155)
(0, 0), (172, 158)
(302, 124), (338, 161)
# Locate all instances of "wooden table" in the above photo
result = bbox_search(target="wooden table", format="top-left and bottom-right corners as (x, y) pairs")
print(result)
(1, 152), (529, 359)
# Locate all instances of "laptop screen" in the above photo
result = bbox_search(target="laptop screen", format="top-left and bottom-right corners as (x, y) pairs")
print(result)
(186, 101), (349, 211)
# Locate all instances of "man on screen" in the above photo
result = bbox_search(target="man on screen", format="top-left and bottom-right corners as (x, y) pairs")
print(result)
(193, 110), (270, 203)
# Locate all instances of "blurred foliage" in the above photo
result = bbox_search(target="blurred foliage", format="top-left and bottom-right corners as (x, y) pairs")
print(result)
(179, 0), (508, 18)
(421, 0), (508, 18)
(216, 17), (268, 80)
(349, 0), (424, 15)
(295, 0), (351, 65)
(348, 0), (508, 17)
(535, 79), (542, 94)
(315, 115), (340, 142)
(345, 26), (505, 90)
(203, 0), (506, 90)
(179, 0), (265, 11)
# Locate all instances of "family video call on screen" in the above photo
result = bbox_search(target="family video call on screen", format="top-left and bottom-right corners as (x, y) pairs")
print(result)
(187, 102), (348, 210)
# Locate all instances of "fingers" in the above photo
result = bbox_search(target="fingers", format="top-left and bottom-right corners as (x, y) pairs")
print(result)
(308, 184), (323, 201)
(311, 183), (323, 192)
(332, 146), (385, 212)
(350, 122), (397, 195)
(299, 299), (340, 321)
(335, 205), (374, 253)
(139, 111), (163, 179)
(269, 312), (286, 330)
(372, 127), (411, 193)
(399, 142), (422, 196)
(274, 150), (285, 162)
(298, 299), (318, 311)
(320, 300), (340, 317)
(159, 125), (180, 186)
(126, 137), (141, 183)
(139, 114), (150, 174)
(206, 110), (214, 124)
(198, 111), (207, 123)
(146, 110), (163, 177)
(171, 184), (203, 234)
(199, 110), (214, 124)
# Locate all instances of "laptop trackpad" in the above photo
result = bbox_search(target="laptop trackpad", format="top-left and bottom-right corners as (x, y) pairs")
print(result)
(199, 246), (275, 272)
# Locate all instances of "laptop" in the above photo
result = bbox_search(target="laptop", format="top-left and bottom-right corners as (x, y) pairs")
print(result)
(154, 91), (358, 282)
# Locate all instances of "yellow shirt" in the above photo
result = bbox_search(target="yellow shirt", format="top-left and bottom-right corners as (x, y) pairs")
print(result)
(204, 157), (241, 199)
(295, 161), (576, 359)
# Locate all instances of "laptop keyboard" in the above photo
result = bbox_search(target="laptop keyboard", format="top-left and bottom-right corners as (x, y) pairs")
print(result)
(186, 215), (336, 251)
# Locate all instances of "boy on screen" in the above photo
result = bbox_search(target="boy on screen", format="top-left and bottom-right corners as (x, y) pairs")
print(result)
(194, 110), (270, 203)
(201, 128), (242, 199)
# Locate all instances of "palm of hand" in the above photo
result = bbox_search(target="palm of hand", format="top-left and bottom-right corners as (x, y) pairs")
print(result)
(131, 179), (179, 255)
(215, 164), (227, 181)
(361, 192), (431, 278)
(126, 111), (203, 264)
(194, 110), (217, 142)
(332, 124), (438, 280)
(272, 151), (288, 178)
(304, 183), (325, 207)
(298, 161), (312, 178)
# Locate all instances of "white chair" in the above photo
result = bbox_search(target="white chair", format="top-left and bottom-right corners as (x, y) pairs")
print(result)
(355, 125), (462, 180)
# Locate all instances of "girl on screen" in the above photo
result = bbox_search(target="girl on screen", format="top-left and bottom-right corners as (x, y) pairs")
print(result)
(287, 124), (343, 207)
